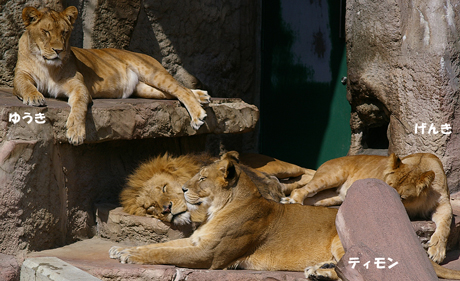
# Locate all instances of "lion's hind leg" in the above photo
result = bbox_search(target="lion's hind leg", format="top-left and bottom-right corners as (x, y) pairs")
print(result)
(304, 234), (343, 280)
(133, 82), (175, 99)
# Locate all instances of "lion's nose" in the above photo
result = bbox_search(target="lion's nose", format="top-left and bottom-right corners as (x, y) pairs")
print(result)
(182, 186), (188, 193)
(162, 202), (172, 214)
(53, 48), (63, 55)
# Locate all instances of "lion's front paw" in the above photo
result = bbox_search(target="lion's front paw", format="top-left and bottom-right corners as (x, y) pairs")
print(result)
(21, 92), (46, 106)
(287, 189), (305, 204)
(280, 197), (291, 204)
(190, 108), (207, 130)
(427, 234), (447, 263)
(66, 117), (86, 146)
(109, 246), (124, 259)
(305, 261), (338, 281)
(191, 89), (211, 104)
(109, 246), (146, 264)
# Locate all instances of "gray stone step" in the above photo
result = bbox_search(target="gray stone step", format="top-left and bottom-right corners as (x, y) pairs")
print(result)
(21, 257), (102, 281)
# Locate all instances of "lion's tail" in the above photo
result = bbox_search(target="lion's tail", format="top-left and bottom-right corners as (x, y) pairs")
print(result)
(432, 260), (460, 279)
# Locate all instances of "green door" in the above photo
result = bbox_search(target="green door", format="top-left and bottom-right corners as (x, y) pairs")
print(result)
(260, 0), (350, 169)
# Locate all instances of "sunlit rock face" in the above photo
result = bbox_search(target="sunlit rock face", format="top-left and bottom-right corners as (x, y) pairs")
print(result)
(346, 0), (460, 193)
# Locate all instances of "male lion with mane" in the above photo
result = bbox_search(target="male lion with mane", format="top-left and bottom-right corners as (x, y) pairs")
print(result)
(110, 152), (460, 280)
(14, 6), (209, 145)
(120, 152), (314, 225)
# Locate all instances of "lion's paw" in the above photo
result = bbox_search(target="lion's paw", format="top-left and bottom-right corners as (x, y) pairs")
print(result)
(191, 89), (211, 104)
(109, 246), (146, 264)
(21, 92), (46, 106)
(66, 117), (86, 146)
(109, 246), (124, 259)
(427, 234), (446, 263)
(190, 108), (207, 130)
(305, 261), (337, 281)
(280, 197), (292, 204)
(66, 124), (86, 145)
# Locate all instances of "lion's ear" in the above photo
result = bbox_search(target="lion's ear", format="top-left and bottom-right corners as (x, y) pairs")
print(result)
(221, 151), (240, 163)
(218, 158), (238, 186)
(388, 153), (402, 170)
(416, 171), (435, 195)
(61, 6), (78, 25)
(22, 7), (42, 27)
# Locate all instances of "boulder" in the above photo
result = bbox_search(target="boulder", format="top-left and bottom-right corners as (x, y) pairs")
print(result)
(346, 0), (460, 193)
(335, 178), (437, 280)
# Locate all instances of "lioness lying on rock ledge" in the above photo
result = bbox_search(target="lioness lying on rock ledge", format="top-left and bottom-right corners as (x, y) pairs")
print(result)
(14, 6), (209, 145)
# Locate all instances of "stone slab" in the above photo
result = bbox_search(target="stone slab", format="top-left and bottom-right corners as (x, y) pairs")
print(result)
(335, 179), (438, 280)
(26, 238), (306, 281)
(21, 257), (101, 281)
(0, 88), (259, 144)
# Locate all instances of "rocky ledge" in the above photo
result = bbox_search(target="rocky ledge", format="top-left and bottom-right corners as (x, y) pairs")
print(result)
(0, 88), (259, 144)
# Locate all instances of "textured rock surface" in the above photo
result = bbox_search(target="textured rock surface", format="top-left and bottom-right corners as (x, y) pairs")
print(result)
(0, 88), (258, 144)
(346, 0), (460, 193)
(96, 204), (195, 246)
(335, 179), (438, 280)
(0, 253), (20, 281)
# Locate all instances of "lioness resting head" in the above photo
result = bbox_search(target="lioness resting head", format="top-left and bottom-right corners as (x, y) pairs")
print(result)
(284, 153), (452, 264)
(120, 152), (313, 224)
(14, 6), (209, 145)
(111, 152), (344, 280)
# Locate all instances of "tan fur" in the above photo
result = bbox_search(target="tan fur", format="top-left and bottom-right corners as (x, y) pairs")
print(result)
(110, 152), (344, 280)
(285, 153), (452, 264)
(120, 152), (303, 224)
(14, 6), (210, 145)
(120, 153), (215, 225)
(239, 153), (316, 195)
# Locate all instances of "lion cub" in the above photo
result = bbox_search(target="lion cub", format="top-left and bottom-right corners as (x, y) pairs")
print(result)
(283, 153), (452, 264)
(14, 6), (210, 145)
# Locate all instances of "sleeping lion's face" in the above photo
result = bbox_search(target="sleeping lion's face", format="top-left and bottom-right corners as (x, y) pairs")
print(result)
(135, 173), (191, 225)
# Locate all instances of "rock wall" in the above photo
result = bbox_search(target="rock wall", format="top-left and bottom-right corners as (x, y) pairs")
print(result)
(346, 0), (460, 192)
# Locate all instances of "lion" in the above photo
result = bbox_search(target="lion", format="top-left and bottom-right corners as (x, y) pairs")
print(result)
(14, 6), (209, 145)
(120, 152), (314, 225)
(284, 153), (452, 264)
(110, 152), (460, 280)
(111, 151), (344, 280)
